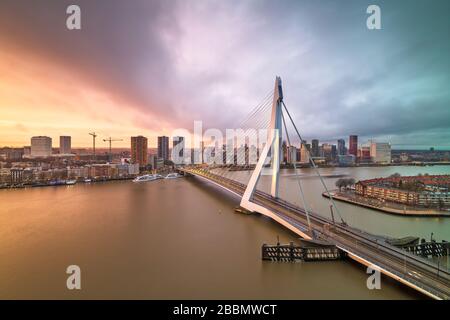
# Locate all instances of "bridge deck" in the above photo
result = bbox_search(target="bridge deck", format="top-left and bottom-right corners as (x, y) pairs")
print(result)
(179, 167), (450, 300)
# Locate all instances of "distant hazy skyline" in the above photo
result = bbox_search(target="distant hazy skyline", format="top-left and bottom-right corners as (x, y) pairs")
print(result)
(0, 0), (449, 149)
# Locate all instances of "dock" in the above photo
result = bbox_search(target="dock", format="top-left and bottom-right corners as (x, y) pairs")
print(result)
(262, 240), (343, 262)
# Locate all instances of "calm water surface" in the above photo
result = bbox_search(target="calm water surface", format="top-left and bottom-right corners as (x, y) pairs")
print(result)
(1, 166), (448, 299)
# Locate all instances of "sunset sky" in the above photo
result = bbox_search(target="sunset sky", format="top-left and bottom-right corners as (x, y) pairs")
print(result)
(0, 0), (449, 149)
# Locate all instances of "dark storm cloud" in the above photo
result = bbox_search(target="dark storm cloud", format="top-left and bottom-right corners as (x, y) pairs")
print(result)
(0, 0), (179, 128)
(0, 0), (449, 146)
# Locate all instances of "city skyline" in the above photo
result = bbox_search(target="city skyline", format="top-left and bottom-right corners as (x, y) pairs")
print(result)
(0, 0), (449, 149)
(1, 132), (448, 152)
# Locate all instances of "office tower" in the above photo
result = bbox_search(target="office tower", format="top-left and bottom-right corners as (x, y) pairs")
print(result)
(337, 139), (345, 156)
(172, 136), (185, 164)
(157, 136), (169, 161)
(360, 146), (371, 162)
(349, 135), (358, 157)
(31, 136), (52, 157)
(300, 143), (310, 164)
(322, 143), (334, 161)
(131, 136), (148, 167)
(331, 144), (337, 160)
(370, 142), (391, 163)
(287, 146), (298, 164)
(59, 136), (71, 154)
(311, 139), (319, 157)
(282, 141), (288, 163)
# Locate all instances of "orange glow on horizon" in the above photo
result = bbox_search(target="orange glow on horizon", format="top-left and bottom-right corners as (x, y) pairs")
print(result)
(0, 49), (174, 148)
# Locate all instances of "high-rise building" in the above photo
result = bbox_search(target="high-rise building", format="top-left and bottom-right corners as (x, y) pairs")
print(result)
(349, 135), (358, 157)
(300, 143), (310, 164)
(287, 146), (298, 164)
(311, 139), (319, 157)
(322, 143), (336, 162)
(359, 146), (371, 162)
(172, 136), (185, 164)
(59, 136), (71, 154)
(331, 144), (337, 160)
(157, 136), (169, 161)
(282, 141), (288, 163)
(370, 142), (391, 163)
(131, 136), (148, 167)
(31, 136), (52, 157)
(337, 139), (345, 156)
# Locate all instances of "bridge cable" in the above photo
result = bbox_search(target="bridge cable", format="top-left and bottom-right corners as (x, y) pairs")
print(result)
(281, 101), (346, 225)
(202, 95), (270, 179)
(214, 90), (274, 181)
(229, 104), (272, 184)
(280, 109), (313, 234)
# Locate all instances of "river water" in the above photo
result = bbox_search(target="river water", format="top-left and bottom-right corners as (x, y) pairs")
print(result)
(0, 166), (448, 299)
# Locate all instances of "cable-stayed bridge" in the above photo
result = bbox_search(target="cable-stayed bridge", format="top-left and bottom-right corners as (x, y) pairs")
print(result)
(178, 77), (450, 300)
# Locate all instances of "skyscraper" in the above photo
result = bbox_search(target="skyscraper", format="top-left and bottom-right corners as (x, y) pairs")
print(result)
(59, 136), (71, 154)
(322, 143), (334, 161)
(311, 139), (319, 157)
(337, 139), (345, 156)
(158, 136), (169, 161)
(131, 136), (148, 167)
(349, 135), (358, 157)
(172, 136), (185, 164)
(300, 143), (310, 164)
(31, 136), (52, 157)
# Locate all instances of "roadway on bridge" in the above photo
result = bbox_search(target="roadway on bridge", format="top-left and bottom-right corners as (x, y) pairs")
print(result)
(181, 167), (450, 300)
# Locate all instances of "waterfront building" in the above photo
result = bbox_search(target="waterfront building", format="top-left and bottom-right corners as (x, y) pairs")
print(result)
(10, 168), (23, 184)
(331, 144), (337, 160)
(157, 136), (169, 161)
(300, 143), (310, 164)
(282, 141), (288, 163)
(311, 139), (319, 157)
(338, 154), (355, 166)
(149, 155), (164, 170)
(322, 143), (335, 162)
(337, 139), (346, 156)
(127, 163), (140, 175)
(355, 175), (450, 208)
(359, 146), (371, 162)
(172, 136), (185, 164)
(59, 136), (71, 154)
(287, 146), (298, 164)
(67, 166), (89, 179)
(349, 135), (358, 157)
(131, 136), (148, 167)
(23, 146), (31, 157)
(0, 147), (24, 161)
(31, 136), (52, 157)
(89, 164), (112, 178)
(370, 142), (392, 163)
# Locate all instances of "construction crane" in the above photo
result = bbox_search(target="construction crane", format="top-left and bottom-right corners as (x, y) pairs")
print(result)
(89, 132), (97, 160)
(103, 137), (123, 162)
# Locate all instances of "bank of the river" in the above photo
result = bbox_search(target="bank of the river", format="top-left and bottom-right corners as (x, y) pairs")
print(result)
(0, 176), (136, 190)
(323, 191), (450, 217)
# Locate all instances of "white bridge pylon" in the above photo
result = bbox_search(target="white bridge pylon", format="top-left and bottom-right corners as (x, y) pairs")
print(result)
(240, 77), (312, 240)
